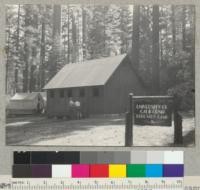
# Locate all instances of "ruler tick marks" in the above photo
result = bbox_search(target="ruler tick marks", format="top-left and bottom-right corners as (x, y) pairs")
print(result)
(0, 178), (183, 190)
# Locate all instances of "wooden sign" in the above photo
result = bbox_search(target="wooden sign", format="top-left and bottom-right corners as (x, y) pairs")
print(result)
(133, 96), (173, 126)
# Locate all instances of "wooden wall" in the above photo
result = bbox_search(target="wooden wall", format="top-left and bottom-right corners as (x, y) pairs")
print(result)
(104, 57), (146, 114)
(46, 86), (105, 117)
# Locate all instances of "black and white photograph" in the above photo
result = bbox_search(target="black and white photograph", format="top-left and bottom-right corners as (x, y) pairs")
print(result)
(5, 4), (195, 146)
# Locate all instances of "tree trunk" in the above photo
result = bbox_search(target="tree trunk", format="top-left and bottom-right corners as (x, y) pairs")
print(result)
(23, 5), (31, 92)
(29, 8), (39, 92)
(39, 6), (46, 90)
(67, 5), (70, 64)
(30, 65), (36, 92)
(182, 5), (186, 51)
(171, 5), (176, 61)
(5, 26), (11, 94)
(152, 5), (160, 95)
(103, 7), (106, 56)
(120, 8), (125, 54)
(14, 69), (18, 92)
(15, 4), (21, 93)
(76, 9), (81, 62)
(189, 6), (195, 78)
(72, 12), (77, 63)
(16, 5), (20, 51)
(50, 5), (61, 78)
(82, 6), (86, 60)
(132, 5), (140, 70)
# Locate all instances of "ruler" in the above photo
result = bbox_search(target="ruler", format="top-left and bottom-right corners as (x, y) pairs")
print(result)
(0, 178), (183, 190)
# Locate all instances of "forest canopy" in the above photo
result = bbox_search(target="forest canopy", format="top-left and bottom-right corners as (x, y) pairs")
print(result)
(5, 5), (195, 110)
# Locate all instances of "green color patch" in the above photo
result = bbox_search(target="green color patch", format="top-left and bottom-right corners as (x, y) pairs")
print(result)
(126, 164), (146, 177)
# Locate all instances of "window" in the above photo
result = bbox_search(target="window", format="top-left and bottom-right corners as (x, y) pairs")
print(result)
(50, 90), (54, 98)
(93, 87), (100, 97)
(60, 89), (64, 98)
(79, 88), (85, 97)
(67, 89), (73, 98)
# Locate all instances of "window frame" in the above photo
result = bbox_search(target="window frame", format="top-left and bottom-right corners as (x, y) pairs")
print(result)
(50, 90), (54, 98)
(60, 89), (64, 98)
(79, 88), (85, 97)
(67, 89), (73, 98)
(92, 87), (100, 97)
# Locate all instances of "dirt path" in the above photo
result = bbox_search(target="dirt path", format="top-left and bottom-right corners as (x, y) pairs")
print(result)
(6, 115), (195, 146)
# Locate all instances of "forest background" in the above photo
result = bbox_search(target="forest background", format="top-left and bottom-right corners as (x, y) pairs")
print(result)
(5, 5), (195, 111)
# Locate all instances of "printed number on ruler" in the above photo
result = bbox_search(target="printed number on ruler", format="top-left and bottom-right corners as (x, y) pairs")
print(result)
(0, 178), (183, 190)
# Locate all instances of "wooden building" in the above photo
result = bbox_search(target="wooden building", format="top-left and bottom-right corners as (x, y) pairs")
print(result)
(44, 54), (146, 117)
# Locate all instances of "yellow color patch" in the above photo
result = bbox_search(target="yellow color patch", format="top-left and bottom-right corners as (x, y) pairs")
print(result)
(109, 164), (126, 178)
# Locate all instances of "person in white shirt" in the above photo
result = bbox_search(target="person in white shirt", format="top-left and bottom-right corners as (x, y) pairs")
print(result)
(74, 101), (81, 119)
(68, 98), (75, 119)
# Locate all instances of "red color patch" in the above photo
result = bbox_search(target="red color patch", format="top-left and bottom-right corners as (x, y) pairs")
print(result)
(90, 164), (109, 177)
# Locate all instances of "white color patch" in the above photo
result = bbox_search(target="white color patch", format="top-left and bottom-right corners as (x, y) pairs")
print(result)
(164, 151), (184, 164)
(52, 165), (71, 178)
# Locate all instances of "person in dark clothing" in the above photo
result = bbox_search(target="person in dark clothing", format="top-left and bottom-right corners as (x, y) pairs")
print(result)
(68, 98), (75, 119)
(75, 101), (81, 119)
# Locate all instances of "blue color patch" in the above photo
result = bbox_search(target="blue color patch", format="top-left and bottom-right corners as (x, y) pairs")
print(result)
(145, 164), (163, 177)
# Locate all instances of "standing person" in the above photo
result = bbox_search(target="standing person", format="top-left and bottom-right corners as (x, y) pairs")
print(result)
(68, 98), (75, 119)
(75, 100), (81, 119)
(37, 96), (42, 114)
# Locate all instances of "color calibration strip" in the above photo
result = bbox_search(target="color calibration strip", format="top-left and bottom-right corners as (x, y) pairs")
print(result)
(13, 151), (184, 178)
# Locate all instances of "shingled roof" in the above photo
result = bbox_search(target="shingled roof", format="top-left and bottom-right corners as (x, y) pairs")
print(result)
(44, 54), (126, 89)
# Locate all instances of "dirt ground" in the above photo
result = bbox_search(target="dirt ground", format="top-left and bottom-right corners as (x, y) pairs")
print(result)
(6, 113), (195, 146)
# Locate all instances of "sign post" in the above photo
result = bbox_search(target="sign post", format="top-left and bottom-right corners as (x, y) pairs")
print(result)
(125, 93), (133, 147)
(174, 95), (183, 144)
(125, 94), (182, 146)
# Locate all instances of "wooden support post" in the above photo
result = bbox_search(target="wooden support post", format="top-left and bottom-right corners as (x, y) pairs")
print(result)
(125, 93), (133, 147)
(174, 95), (183, 145)
(125, 112), (131, 146)
(129, 93), (133, 118)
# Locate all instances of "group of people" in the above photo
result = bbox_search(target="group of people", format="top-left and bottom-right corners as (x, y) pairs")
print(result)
(68, 98), (82, 119)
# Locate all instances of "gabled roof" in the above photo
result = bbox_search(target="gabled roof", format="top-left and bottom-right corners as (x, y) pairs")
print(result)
(44, 54), (126, 89)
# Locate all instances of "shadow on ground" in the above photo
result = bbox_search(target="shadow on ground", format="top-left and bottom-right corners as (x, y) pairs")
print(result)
(183, 129), (195, 146)
(164, 129), (195, 147)
(6, 115), (125, 145)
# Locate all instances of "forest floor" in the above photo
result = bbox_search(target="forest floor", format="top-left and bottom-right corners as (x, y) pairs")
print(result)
(6, 113), (195, 146)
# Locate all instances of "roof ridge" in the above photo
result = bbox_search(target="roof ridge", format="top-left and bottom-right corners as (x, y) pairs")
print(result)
(63, 54), (126, 66)
(44, 54), (126, 89)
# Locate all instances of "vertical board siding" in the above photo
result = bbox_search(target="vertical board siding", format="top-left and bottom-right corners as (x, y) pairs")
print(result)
(47, 86), (105, 117)
(104, 58), (146, 114)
